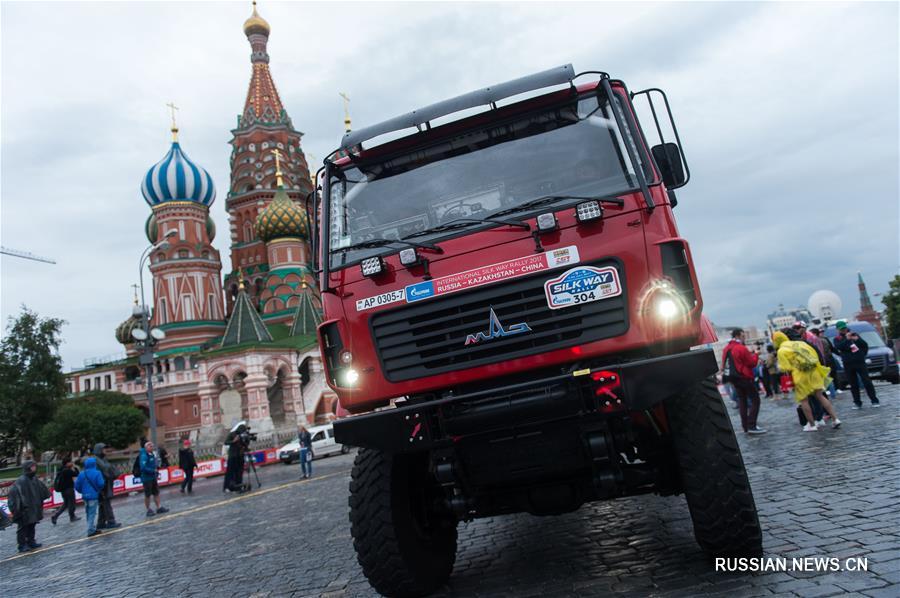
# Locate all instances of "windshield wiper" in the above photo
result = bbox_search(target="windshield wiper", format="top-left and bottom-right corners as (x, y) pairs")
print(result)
(403, 216), (529, 240)
(332, 237), (442, 255)
(490, 194), (625, 218)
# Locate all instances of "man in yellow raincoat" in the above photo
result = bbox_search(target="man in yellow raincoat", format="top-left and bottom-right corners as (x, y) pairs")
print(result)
(773, 330), (842, 431)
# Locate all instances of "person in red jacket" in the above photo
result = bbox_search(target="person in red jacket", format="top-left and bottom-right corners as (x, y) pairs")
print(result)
(722, 328), (767, 435)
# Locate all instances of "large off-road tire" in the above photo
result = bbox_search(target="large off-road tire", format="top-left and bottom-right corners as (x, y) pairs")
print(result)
(349, 448), (458, 597)
(667, 377), (763, 558)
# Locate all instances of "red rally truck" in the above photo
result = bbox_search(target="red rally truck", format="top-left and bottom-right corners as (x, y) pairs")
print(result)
(315, 65), (762, 597)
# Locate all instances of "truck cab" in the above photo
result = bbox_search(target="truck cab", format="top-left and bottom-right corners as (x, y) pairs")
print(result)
(315, 65), (762, 596)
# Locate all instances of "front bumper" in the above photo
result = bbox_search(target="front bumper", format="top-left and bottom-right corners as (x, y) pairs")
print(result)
(334, 348), (717, 454)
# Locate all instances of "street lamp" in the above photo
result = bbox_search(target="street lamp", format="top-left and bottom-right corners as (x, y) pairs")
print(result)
(134, 230), (176, 446)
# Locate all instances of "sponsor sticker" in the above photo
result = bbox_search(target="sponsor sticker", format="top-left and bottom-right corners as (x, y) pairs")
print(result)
(356, 288), (406, 312)
(406, 281), (435, 303)
(354, 246), (581, 312)
(544, 265), (622, 310)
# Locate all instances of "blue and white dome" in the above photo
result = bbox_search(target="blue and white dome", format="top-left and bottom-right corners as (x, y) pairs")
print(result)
(141, 141), (216, 207)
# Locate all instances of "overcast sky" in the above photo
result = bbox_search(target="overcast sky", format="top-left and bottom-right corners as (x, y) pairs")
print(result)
(1, 1), (898, 370)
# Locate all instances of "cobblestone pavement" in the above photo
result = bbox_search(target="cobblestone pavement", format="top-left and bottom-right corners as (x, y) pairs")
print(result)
(2, 382), (898, 597)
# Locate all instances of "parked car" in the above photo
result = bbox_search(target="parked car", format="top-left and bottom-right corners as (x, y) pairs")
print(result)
(824, 321), (899, 387)
(278, 424), (350, 464)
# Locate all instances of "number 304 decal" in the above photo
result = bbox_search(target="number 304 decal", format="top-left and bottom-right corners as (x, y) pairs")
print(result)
(543, 266), (622, 310)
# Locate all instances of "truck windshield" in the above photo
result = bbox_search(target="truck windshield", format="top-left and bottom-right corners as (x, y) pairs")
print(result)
(328, 91), (650, 269)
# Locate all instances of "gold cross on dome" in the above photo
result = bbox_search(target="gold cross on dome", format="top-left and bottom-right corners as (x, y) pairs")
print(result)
(166, 101), (179, 140)
(271, 148), (285, 187)
(131, 283), (140, 305)
(339, 92), (352, 132)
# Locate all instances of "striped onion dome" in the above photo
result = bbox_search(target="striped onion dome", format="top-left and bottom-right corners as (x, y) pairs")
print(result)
(255, 186), (308, 242)
(141, 141), (216, 207)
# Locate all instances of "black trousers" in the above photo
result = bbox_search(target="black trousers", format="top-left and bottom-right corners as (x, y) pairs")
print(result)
(845, 364), (878, 405)
(52, 489), (77, 521)
(98, 494), (116, 527)
(16, 522), (36, 548)
(224, 456), (243, 490)
(181, 470), (194, 492)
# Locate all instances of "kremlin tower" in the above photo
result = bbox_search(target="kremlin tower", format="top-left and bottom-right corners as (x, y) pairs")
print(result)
(855, 272), (885, 336)
(224, 1), (315, 316)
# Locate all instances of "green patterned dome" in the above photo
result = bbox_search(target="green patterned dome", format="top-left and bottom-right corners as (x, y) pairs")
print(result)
(206, 214), (216, 242)
(115, 314), (141, 345)
(255, 187), (308, 242)
(145, 213), (158, 244)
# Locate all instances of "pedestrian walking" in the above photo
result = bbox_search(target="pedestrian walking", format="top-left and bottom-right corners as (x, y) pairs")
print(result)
(74, 457), (106, 537)
(179, 440), (198, 494)
(7, 460), (51, 552)
(832, 321), (879, 409)
(298, 425), (314, 479)
(773, 330), (842, 432)
(140, 441), (169, 516)
(92, 444), (122, 529)
(50, 457), (81, 525)
(722, 328), (767, 434)
(812, 328), (840, 398)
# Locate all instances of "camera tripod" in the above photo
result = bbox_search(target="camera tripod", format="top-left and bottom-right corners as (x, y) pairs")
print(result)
(242, 451), (262, 490)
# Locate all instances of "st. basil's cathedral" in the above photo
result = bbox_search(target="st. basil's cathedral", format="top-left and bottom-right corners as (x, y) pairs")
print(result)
(66, 4), (336, 446)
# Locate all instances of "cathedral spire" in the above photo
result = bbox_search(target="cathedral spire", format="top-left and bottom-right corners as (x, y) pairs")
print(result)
(239, 1), (287, 128)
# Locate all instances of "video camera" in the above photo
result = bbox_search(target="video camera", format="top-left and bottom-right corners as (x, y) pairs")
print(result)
(235, 423), (257, 450)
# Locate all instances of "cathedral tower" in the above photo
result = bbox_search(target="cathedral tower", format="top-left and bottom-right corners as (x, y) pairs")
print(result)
(225, 2), (314, 314)
(855, 271), (885, 336)
(141, 119), (225, 350)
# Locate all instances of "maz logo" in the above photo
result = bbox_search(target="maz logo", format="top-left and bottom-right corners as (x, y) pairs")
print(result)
(464, 307), (532, 346)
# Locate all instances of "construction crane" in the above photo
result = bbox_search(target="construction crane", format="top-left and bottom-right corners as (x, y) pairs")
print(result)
(0, 246), (56, 264)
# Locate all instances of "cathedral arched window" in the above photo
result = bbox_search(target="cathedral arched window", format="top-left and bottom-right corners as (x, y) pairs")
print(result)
(243, 221), (254, 242)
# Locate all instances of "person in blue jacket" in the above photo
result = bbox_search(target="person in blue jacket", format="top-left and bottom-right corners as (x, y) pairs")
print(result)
(140, 441), (169, 517)
(74, 458), (106, 537)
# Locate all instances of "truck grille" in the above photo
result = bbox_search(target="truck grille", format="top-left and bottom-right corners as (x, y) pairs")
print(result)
(371, 260), (629, 382)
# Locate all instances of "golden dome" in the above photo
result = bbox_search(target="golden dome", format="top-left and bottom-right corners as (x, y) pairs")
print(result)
(243, 1), (270, 36)
(256, 187), (309, 242)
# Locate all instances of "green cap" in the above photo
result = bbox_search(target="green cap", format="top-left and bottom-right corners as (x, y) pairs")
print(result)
(835, 320), (848, 330)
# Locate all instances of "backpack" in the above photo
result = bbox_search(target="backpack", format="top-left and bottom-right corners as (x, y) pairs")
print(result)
(53, 469), (64, 492)
(722, 346), (737, 383)
(132, 454), (142, 479)
(794, 344), (821, 372)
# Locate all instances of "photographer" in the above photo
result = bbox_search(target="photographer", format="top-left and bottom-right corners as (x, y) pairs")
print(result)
(833, 321), (880, 408)
(223, 421), (253, 492)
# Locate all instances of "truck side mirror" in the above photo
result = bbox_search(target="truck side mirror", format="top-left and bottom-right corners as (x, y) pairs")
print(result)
(651, 143), (686, 189)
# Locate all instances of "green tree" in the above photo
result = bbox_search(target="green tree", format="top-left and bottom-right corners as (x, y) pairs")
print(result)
(37, 391), (146, 454)
(0, 306), (67, 462)
(882, 274), (900, 340)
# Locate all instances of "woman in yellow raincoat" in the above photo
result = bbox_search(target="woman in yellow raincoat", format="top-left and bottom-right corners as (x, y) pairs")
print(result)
(773, 330), (841, 431)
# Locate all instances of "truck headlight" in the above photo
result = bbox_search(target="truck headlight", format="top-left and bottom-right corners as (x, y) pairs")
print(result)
(360, 256), (384, 277)
(399, 248), (418, 266)
(341, 368), (359, 386)
(575, 200), (603, 222)
(536, 212), (558, 231)
(656, 297), (680, 320)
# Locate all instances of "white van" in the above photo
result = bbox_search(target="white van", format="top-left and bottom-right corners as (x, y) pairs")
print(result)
(278, 424), (350, 464)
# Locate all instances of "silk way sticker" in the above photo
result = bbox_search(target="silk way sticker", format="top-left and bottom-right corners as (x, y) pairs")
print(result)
(543, 266), (622, 310)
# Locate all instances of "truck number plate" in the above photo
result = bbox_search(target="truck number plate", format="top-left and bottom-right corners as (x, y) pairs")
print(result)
(356, 289), (406, 312)
(543, 266), (622, 310)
